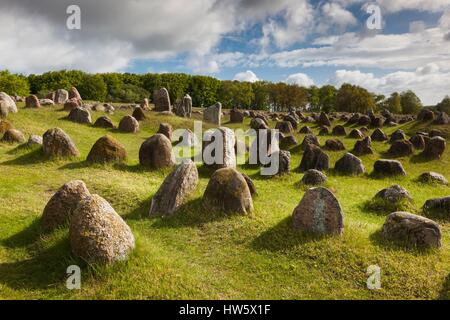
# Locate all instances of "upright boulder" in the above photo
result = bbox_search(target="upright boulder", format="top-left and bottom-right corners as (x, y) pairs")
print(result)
(301, 169), (327, 186)
(63, 98), (80, 111)
(421, 136), (446, 159)
(1, 129), (25, 143)
(70, 194), (135, 264)
(387, 140), (414, 157)
(202, 168), (253, 215)
(373, 159), (406, 176)
(139, 134), (175, 169)
(0, 92), (18, 113)
(154, 87), (171, 112)
(332, 125), (346, 136)
(382, 212), (441, 248)
(132, 107), (146, 121)
(409, 134), (426, 150)
(68, 107), (92, 124)
(275, 121), (294, 134)
(389, 129), (407, 143)
(94, 116), (114, 128)
(299, 144), (329, 172)
(87, 136), (127, 163)
(301, 134), (320, 150)
(334, 153), (365, 175)
(25, 95), (41, 108)
(68, 87), (82, 101)
(318, 112), (331, 127)
(149, 160), (199, 217)
(371, 128), (388, 142)
(353, 137), (373, 155)
(230, 108), (244, 123)
(41, 180), (91, 231)
(118, 116), (139, 133)
(203, 102), (222, 125)
(54, 89), (69, 104)
(203, 127), (236, 169)
(43, 128), (80, 158)
(292, 187), (344, 235)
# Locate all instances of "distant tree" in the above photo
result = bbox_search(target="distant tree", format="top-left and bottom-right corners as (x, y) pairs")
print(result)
(319, 85), (337, 112)
(385, 92), (402, 114)
(251, 81), (270, 110)
(188, 75), (221, 107)
(78, 74), (108, 101)
(436, 95), (450, 114)
(0, 70), (29, 96)
(400, 90), (422, 114)
(336, 83), (375, 113)
(218, 81), (254, 109)
(108, 83), (150, 103)
(307, 86), (321, 111)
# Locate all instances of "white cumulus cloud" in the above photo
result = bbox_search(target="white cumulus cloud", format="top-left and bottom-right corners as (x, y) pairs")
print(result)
(233, 70), (259, 82)
(285, 73), (315, 87)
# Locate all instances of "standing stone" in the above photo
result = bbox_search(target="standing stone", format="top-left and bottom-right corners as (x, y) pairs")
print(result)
(275, 121), (294, 134)
(318, 112), (331, 127)
(149, 160), (199, 217)
(353, 137), (374, 155)
(417, 109), (435, 122)
(373, 159), (406, 176)
(332, 125), (346, 136)
(292, 187), (344, 235)
(70, 194), (135, 264)
(301, 169), (327, 186)
(25, 95), (41, 108)
(381, 212), (441, 248)
(423, 197), (450, 217)
(154, 88), (171, 112)
(324, 139), (345, 151)
(54, 89), (69, 104)
(94, 116), (114, 128)
(132, 107), (146, 121)
(421, 136), (446, 159)
(409, 135), (426, 150)
(301, 134), (320, 150)
(174, 94), (192, 118)
(41, 180), (91, 231)
(348, 129), (364, 139)
(43, 128), (80, 158)
(139, 134), (175, 169)
(418, 172), (448, 185)
(299, 144), (329, 172)
(334, 153), (365, 175)
(87, 136), (127, 163)
(374, 185), (412, 204)
(389, 129), (407, 143)
(118, 116), (139, 133)
(68, 87), (82, 101)
(387, 140), (414, 157)
(203, 127), (236, 169)
(280, 135), (298, 150)
(68, 107), (92, 124)
(230, 108), (244, 123)
(203, 168), (253, 215)
(157, 123), (173, 141)
(283, 114), (298, 130)
(0, 92), (18, 113)
(371, 128), (388, 142)
(203, 102), (222, 125)
(64, 98), (81, 111)
(140, 98), (150, 110)
(1, 129), (26, 143)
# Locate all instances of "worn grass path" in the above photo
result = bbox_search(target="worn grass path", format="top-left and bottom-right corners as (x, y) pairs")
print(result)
(0, 104), (449, 299)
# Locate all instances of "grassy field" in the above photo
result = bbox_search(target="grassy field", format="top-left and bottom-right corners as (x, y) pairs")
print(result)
(0, 104), (449, 300)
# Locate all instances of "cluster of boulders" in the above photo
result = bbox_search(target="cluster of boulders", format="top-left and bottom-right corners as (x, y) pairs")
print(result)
(41, 180), (135, 264)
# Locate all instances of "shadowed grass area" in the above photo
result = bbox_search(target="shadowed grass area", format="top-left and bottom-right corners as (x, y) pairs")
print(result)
(0, 104), (449, 299)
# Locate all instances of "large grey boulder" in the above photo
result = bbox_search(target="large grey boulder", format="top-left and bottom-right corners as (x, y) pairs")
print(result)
(54, 89), (69, 104)
(68, 107), (92, 124)
(202, 127), (236, 169)
(43, 128), (80, 158)
(373, 159), (406, 176)
(139, 134), (175, 169)
(70, 194), (135, 264)
(149, 160), (199, 217)
(423, 197), (450, 218)
(334, 153), (365, 175)
(118, 116), (139, 133)
(0, 92), (18, 113)
(292, 187), (344, 235)
(203, 168), (253, 215)
(382, 212), (441, 248)
(203, 102), (222, 125)
(299, 144), (329, 172)
(154, 87), (171, 112)
(41, 180), (91, 231)
(421, 136), (446, 159)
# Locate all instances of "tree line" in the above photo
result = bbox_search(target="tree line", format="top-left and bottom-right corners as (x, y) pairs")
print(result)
(0, 69), (447, 114)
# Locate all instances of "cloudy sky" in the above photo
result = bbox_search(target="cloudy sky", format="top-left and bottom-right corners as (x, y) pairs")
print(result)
(1, 0), (450, 104)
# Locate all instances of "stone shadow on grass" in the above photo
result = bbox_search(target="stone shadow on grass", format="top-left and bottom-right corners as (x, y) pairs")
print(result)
(251, 216), (329, 252)
(0, 237), (74, 291)
(1, 147), (44, 166)
(151, 198), (234, 229)
(121, 198), (152, 221)
(369, 230), (436, 255)
(58, 160), (90, 170)
(1, 218), (43, 249)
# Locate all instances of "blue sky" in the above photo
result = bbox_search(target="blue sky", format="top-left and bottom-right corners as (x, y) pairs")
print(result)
(1, 0), (450, 104)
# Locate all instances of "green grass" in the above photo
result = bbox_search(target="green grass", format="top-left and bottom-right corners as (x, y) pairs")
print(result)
(0, 104), (449, 300)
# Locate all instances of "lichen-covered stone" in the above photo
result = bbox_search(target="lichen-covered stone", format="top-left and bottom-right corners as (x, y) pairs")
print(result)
(203, 102), (222, 125)
(301, 169), (327, 186)
(334, 153), (365, 175)
(70, 194), (135, 264)
(94, 116), (114, 128)
(149, 160), (199, 217)
(118, 116), (139, 133)
(139, 134), (175, 169)
(1, 129), (25, 143)
(43, 128), (79, 158)
(292, 187), (344, 235)
(68, 107), (92, 124)
(87, 135), (127, 163)
(299, 144), (329, 172)
(373, 159), (406, 176)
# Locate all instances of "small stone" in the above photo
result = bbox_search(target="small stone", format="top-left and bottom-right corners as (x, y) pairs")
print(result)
(373, 159), (406, 176)
(94, 116), (114, 128)
(418, 172), (448, 185)
(87, 135), (127, 163)
(324, 139), (345, 151)
(371, 128), (388, 142)
(1, 129), (25, 143)
(118, 116), (139, 133)
(334, 153), (365, 175)
(301, 169), (327, 185)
